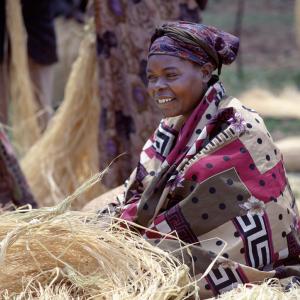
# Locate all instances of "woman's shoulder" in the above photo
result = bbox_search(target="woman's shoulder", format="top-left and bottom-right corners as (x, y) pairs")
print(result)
(220, 95), (268, 135)
(220, 95), (281, 173)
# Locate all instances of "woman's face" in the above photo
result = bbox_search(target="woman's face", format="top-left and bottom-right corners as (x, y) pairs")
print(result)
(147, 55), (212, 118)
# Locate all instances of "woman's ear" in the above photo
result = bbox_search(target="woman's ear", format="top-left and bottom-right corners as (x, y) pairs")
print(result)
(201, 63), (215, 83)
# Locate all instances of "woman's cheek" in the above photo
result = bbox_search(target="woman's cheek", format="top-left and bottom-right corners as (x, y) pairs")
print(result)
(146, 85), (155, 98)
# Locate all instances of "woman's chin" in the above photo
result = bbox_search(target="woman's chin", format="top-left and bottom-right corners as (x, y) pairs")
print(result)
(162, 111), (181, 118)
(161, 110), (189, 119)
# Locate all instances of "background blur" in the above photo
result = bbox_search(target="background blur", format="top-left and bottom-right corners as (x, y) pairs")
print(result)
(204, 0), (300, 94)
(202, 0), (300, 138)
(54, 0), (300, 137)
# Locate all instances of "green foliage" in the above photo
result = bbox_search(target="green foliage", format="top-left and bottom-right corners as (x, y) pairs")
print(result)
(264, 118), (300, 135)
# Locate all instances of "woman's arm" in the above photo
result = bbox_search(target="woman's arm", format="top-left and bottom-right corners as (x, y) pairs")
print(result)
(81, 184), (125, 212)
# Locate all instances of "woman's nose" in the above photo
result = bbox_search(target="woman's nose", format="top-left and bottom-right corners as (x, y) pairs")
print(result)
(154, 78), (168, 91)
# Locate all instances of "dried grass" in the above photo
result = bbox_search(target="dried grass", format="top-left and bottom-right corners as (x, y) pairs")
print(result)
(20, 25), (106, 209)
(6, 0), (41, 156)
(239, 87), (300, 119)
(1, 282), (81, 300)
(214, 278), (300, 299)
(53, 18), (84, 108)
(0, 174), (195, 299)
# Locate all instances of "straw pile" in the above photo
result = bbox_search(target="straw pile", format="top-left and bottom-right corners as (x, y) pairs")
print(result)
(21, 26), (106, 209)
(1, 284), (80, 299)
(6, 0), (41, 156)
(214, 279), (300, 299)
(0, 175), (193, 299)
(239, 87), (300, 119)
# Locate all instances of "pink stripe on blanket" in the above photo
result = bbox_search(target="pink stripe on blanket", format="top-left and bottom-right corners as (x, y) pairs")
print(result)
(185, 139), (286, 202)
(120, 203), (138, 222)
(166, 93), (212, 165)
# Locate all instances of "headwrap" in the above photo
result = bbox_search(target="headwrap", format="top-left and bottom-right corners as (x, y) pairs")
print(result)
(148, 21), (239, 76)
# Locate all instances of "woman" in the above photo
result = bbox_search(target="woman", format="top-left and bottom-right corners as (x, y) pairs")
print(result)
(95, 22), (300, 298)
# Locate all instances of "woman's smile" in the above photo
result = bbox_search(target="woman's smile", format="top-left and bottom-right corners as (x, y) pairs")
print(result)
(156, 97), (176, 104)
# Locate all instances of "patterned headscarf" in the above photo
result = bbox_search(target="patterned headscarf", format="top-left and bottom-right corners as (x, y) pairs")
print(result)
(148, 21), (239, 75)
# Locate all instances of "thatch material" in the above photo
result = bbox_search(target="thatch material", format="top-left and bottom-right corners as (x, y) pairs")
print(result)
(21, 27), (106, 209)
(2, 284), (81, 300)
(277, 136), (300, 173)
(239, 87), (300, 119)
(6, 0), (41, 156)
(53, 18), (84, 108)
(214, 279), (300, 299)
(0, 174), (194, 299)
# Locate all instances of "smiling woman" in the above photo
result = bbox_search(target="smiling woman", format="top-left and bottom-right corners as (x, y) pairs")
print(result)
(147, 55), (212, 118)
(89, 21), (300, 299)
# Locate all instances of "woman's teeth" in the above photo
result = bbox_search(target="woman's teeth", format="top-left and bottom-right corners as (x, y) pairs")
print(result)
(157, 98), (174, 104)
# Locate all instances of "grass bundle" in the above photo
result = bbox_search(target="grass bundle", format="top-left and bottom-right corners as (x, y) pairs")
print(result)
(53, 18), (84, 108)
(215, 279), (300, 299)
(6, 0), (41, 156)
(0, 175), (194, 299)
(2, 283), (80, 300)
(21, 26), (105, 209)
(239, 87), (300, 119)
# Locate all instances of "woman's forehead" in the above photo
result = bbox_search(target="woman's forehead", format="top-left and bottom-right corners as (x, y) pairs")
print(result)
(147, 54), (196, 72)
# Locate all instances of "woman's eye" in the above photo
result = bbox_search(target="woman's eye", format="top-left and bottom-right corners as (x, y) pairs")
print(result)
(166, 73), (178, 79)
(147, 75), (156, 81)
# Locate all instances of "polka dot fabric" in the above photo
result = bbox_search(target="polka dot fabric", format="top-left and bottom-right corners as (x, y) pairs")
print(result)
(119, 82), (300, 298)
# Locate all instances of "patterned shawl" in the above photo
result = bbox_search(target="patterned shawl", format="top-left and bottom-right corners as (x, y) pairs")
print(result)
(118, 82), (300, 298)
